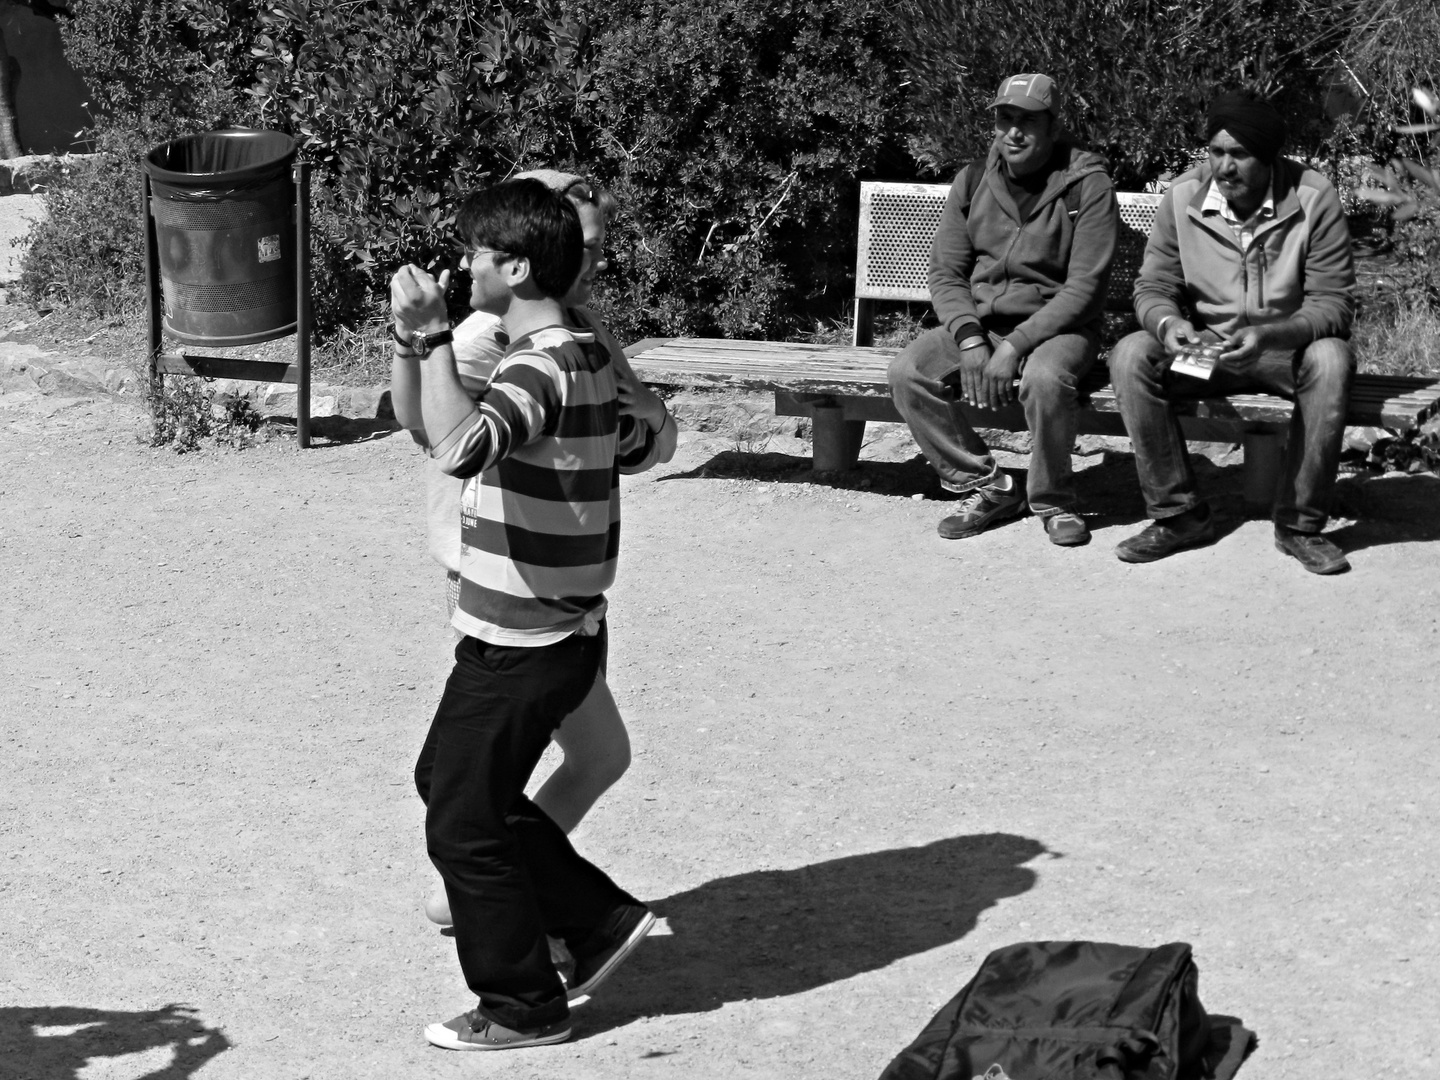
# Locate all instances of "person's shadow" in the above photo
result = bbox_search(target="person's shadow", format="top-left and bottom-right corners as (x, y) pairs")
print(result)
(0, 1004), (229, 1080)
(578, 832), (1052, 1035)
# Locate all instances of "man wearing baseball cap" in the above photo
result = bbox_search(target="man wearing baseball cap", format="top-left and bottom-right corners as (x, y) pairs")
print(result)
(889, 72), (1118, 545)
(1108, 89), (1356, 573)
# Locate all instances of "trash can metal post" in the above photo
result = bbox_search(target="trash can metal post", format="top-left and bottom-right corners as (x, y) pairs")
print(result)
(142, 166), (162, 401)
(295, 161), (311, 449)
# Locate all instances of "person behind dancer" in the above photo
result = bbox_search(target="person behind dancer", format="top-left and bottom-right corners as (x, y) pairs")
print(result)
(391, 170), (676, 927)
(392, 178), (657, 1051)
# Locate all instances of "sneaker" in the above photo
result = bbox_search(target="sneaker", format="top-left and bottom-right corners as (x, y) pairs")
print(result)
(1274, 526), (1350, 575)
(424, 1010), (571, 1051)
(937, 477), (1026, 539)
(1042, 511), (1090, 547)
(567, 905), (656, 1003)
(1115, 505), (1216, 563)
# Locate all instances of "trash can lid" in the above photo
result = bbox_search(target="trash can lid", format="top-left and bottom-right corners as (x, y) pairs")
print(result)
(145, 129), (297, 185)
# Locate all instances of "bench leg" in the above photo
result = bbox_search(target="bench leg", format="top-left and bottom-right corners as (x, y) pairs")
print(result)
(811, 404), (866, 472)
(1242, 429), (1285, 515)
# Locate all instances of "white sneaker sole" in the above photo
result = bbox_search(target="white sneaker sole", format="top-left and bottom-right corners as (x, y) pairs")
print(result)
(567, 909), (656, 1003)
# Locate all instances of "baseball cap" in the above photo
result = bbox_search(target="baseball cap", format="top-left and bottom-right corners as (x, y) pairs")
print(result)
(990, 73), (1060, 114)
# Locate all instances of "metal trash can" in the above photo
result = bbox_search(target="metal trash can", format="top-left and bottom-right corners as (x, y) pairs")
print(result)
(143, 129), (298, 346)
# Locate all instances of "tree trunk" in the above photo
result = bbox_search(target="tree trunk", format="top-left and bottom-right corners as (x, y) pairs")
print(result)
(0, 2), (24, 159)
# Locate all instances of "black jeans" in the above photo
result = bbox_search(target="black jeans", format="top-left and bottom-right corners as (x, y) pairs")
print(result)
(414, 625), (641, 1029)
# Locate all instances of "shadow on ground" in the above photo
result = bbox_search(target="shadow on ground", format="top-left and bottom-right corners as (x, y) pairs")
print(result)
(0, 1004), (228, 1080)
(1329, 472), (1440, 552)
(576, 833), (1053, 1037)
(264, 414), (402, 446)
(661, 444), (1256, 536)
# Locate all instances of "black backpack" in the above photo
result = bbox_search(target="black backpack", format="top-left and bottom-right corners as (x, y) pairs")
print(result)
(879, 941), (1254, 1080)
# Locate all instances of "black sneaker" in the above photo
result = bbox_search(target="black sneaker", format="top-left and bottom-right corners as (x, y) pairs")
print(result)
(1115, 505), (1216, 563)
(1274, 526), (1350, 574)
(567, 905), (656, 1004)
(424, 1009), (571, 1051)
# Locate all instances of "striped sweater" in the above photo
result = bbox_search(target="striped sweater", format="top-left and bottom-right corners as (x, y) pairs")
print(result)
(430, 324), (647, 645)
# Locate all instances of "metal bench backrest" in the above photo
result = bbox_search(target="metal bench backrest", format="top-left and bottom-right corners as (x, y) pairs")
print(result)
(854, 181), (1163, 328)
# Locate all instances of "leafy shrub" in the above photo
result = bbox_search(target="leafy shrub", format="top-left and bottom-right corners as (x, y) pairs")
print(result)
(249, 0), (597, 318)
(574, 0), (914, 341)
(16, 128), (149, 316)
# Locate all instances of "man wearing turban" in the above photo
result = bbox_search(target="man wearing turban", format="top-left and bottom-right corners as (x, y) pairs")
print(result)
(1108, 90), (1356, 574)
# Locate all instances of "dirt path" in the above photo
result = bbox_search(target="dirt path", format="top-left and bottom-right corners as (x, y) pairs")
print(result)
(2, 350), (1438, 1080)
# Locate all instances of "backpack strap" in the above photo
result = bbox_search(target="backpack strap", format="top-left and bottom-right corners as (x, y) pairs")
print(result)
(962, 157), (1084, 220)
(958, 158), (987, 221)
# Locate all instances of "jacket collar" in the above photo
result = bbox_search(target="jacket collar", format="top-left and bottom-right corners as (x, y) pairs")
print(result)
(1185, 157), (1305, 242)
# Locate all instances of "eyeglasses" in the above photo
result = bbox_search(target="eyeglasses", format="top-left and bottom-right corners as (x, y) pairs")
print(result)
(458, 247), (511, 270)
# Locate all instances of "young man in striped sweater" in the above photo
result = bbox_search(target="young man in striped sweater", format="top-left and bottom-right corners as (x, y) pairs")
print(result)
(390, 178), (657, 1051)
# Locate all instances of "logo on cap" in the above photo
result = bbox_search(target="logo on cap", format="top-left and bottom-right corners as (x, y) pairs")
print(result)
(990, 73), (1059, 113)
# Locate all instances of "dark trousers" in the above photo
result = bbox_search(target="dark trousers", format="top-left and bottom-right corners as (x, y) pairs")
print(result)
(1108, 330), (1353, 532)
(414, 625), (640, 1029)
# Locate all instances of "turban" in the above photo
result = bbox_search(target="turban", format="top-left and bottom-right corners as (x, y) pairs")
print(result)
(1204, 92), (1286, 162)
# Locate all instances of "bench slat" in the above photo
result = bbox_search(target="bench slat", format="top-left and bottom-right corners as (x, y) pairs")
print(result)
(627, 337), (1440, 431)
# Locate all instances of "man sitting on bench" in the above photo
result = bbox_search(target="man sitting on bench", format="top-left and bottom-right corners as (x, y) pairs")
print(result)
(888, 72), (1118, 546)
(1109, 90), (1356, 574)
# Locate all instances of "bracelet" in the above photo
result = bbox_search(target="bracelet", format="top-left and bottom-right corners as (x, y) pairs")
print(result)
(1155, 316), (1175, 342)
(959, 335), (988, 352)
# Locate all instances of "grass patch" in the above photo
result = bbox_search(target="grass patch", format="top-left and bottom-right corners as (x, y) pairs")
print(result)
(1351, 301), (1440, 377)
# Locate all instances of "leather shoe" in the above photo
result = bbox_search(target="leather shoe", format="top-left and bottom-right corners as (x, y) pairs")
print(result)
(1042, 511), (1090, 546)
(1274, 526), (1350, 574)
(1115, 506), (1216, 563)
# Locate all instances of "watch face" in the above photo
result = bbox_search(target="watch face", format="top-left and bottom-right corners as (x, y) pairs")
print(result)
(410, 331), (429, 354)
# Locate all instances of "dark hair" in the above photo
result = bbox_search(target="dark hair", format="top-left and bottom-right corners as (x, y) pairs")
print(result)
(455, 178), (583, 298)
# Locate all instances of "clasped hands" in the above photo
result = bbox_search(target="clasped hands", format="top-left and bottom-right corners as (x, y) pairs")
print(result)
(958, 337), (1022, 410)
(389, 264), (450, 337)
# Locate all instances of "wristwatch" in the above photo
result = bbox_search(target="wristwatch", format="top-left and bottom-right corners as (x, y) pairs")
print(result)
(391, 325), (453, 356)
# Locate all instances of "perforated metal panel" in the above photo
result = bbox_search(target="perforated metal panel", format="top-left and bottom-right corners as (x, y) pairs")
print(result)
(856, 183), (1166, 311)
(1109, 193), (1164, 307)
(162, 276), (289, 313)
(855, 182), (950, 300)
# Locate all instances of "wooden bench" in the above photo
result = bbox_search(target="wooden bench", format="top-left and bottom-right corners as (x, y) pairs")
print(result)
(626, 182), (1440, 509)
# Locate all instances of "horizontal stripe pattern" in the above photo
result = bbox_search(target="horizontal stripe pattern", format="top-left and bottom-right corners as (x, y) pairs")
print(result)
(443, 324), (632, 644)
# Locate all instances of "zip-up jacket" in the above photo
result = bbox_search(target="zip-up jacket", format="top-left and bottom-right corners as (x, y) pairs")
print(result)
(1133, 157), (1355, 342)
(929, 137), (1118, 357)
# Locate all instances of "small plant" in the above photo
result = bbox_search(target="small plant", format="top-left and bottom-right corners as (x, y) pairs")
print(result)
(145, 376), (266, 452)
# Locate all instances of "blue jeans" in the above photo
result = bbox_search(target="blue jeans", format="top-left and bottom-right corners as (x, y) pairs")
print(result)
(1108, 330), (1353, 532)
(887, 326), (1100, 515)
(414, 625), (642, 1029)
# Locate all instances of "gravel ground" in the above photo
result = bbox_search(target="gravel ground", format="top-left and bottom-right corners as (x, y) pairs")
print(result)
(2, 337), (1438, 1080)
